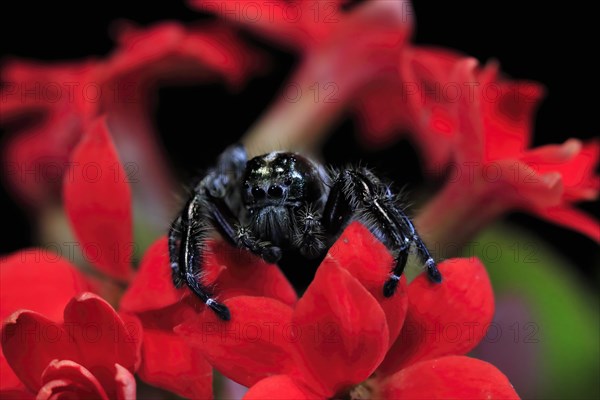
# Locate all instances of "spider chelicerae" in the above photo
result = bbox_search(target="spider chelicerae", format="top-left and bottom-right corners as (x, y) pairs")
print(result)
(169, 143), (442, 321)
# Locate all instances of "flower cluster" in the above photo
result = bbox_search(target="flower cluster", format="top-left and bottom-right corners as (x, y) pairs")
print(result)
(1, 1), (597, 399)
(0, 119), (518, 397)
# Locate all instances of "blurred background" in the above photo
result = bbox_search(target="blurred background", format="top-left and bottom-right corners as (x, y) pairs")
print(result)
(1, 1), (598, 399)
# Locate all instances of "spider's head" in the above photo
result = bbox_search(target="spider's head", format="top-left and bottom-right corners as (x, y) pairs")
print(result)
(242, 152), (325, 209)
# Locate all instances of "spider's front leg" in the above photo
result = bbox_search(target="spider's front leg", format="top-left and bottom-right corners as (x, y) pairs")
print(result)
(322, 167), (442, 298)
(169, 143), (282, 321)
(168, 193), (231, 320)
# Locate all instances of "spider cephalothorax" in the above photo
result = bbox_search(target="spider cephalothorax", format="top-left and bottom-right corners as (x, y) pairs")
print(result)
(241, 152), (328, 250)
(169, 143), (442, 321)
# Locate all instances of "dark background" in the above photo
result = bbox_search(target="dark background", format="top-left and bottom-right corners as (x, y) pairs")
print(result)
(1, 2), (598, 284)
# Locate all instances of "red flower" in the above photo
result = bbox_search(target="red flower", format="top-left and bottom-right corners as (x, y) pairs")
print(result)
(355, 46), (465, 169)
(417, 59), (599, 246)
(191, 0), (458, 169)
(0, 251), (140, 399)
(1, 21), (262, 223)
(174, 222), (519, 398)
(191, 0), (414, 154)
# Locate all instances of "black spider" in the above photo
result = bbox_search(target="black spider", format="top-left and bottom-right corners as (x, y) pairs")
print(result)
(169, 143), (442, 321)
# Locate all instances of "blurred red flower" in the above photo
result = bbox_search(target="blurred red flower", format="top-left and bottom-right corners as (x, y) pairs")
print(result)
(356, 46), (465, 169)
(191, 0), (415, 154)
(418, 60), (599, 246)
(192, 0), (598, 246)
(1, 21), (262, 227)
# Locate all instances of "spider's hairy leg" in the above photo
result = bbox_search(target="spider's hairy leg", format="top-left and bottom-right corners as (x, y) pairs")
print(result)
(235, 225), (282, 263)
(204, 142), (248, 198)
(208, 195), (283, 263)
(293, 204), (327, 258)
(173, 193), (231, 321)
(168, 142), (249, 321)
(323, 167), (442, 298)
(168, 215), (184, 288)
(395, 210), (442, 284)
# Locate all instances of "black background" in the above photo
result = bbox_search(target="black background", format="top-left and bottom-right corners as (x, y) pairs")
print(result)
(1, 1), (598, 284)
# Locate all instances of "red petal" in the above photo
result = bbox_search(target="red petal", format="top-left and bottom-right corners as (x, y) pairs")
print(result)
(2, 112), (84, 208)
(119, 237), (184, 313)
(397, 46), (465, 168)
(62, 293), (138, 397)
(117, 313), (143, 371)
(192, 0), (411, 53)
(175, 296), (294, 388)
(0, 353), (31, 398)
(559, 139), (599, 195)
(521, 138), (583, 165)
(291, 262), (389, 397)
(0, 388), (34, 400)
(37, 379), (106, 400)
(62, 117), (133, 281)
(203, 240), (297, 306)
(482, 80), (545, 161)
(109, 21), (263, 88)
(356, 45), (464, 166)
(378, 257), (494, 376)
(1, 311), (80, 392)
(453, 58), (485, 164)
(321, 222), (408, 345)
(130, 300), (200, 334)
(135, 328), (212, 399)
(494, 159), (564, 209)
(189, 0), (318, 50)
(113, 364), (136, 400)
(39, 360), (109, 400)
(378, 356), (519, 399)
(120, 235), (297, 316)
(354, 81), (411, 147)
(0, 249), (91, 322)
(1, 60), (95, 208)
(534, 206), (600, 244)
(244, 375), (320, 400)
(529, 139), (599, 200)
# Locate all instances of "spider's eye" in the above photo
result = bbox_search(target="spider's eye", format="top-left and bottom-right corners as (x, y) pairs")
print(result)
(251, 187), (266, 200)
(283, 178), (292, 186)
(268, 185), (284, 198)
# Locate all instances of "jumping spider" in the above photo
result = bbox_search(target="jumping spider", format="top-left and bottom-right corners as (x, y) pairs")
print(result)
(169, 143), (442, 321)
